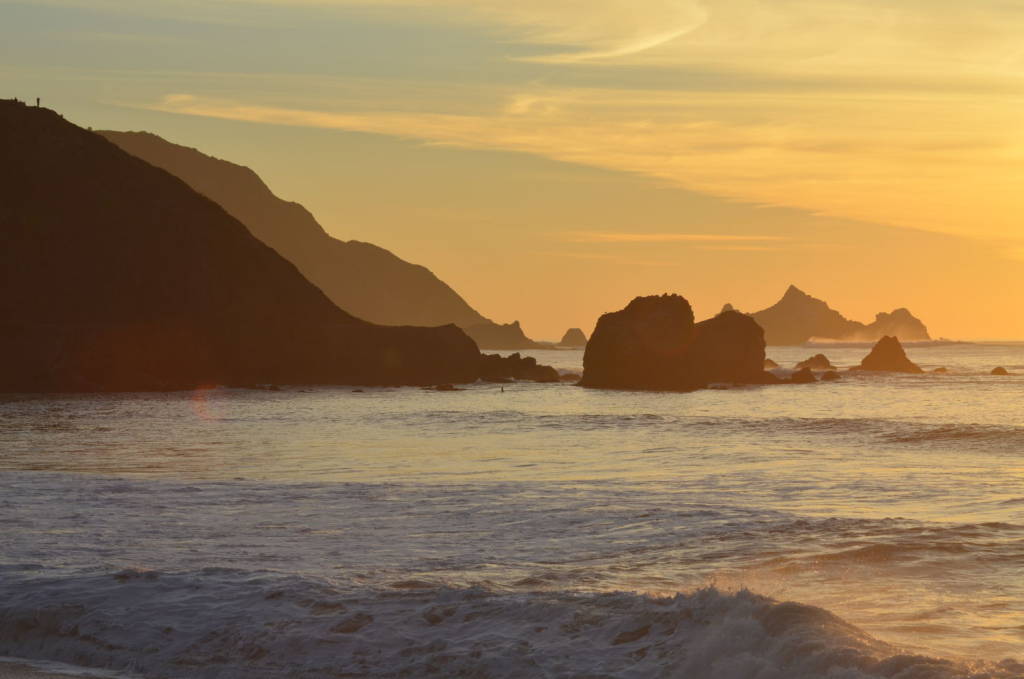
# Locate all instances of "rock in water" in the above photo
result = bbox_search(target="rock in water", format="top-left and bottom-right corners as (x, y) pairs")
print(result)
(0, 100), (480, 391)
(687, 310), (769, 386)
(821, 370), (841, 381)
(764, 358), (780, 370)
(580, 295), (695, 390)
(479, 353), (559, 383)
(580, 295), (771, 391)
(851, 336), (923, 374)
(789, 367), (817, 384)
(795, 354), (834, 371)
(559, 328), (588, 347)
(991, 367), (1010, 376)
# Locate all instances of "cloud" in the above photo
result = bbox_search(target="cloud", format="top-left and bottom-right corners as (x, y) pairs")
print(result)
(563, 232), (789, 243)
(145, 91), (1024, 245)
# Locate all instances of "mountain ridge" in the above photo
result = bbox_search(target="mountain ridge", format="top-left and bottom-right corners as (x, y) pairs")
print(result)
(99, 130), (540, 348)
(0, 99), (479, 391)
(731, 285), (931, 346)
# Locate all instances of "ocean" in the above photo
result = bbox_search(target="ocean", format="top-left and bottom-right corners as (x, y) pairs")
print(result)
(1, 343), (1022, 678)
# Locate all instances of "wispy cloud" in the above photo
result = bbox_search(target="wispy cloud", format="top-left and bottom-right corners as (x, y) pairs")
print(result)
(563, 232), (789, 244)
(146, 91), (1024, 244)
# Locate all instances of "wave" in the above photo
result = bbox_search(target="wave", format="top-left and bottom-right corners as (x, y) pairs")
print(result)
(367, 408), (1024, 454)
(0, 569), (1019, 679)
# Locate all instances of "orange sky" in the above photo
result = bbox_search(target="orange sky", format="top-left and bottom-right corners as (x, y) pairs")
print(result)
(4, 0), (1023, 339)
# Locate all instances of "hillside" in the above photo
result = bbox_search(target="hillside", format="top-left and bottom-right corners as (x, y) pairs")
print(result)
(100, 131), (539, 348)
(0, 100), (479, 391)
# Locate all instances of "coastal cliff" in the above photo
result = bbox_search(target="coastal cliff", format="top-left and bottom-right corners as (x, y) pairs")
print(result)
(0, 101), (479, 391)
(100, 130), (540, 349)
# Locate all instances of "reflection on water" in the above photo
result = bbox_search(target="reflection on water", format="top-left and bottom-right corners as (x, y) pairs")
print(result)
(0, 343), (1022, 672)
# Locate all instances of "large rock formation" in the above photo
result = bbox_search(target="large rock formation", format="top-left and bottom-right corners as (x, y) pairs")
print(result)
(100, 130), (540, 349)
(686, 309), (769, 386)
(747, 285), (930, 345)
(851, 336), (923, 374)
(580, 296), (772, 391)
(0, 100), (480, 391)
(559, 328), (588, 347)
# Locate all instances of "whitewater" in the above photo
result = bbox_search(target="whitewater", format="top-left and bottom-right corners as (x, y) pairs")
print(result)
(1, 343), (1022, 678)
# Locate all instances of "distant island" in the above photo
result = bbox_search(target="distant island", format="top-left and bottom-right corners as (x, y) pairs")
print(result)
(1, 100), (485, 391)
(726, 285), (930, 346)
(559, 328), (588, 348)
(100, 131), (542, 350)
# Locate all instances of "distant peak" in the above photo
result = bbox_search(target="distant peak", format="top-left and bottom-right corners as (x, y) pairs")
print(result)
(783, 284), (809, 299)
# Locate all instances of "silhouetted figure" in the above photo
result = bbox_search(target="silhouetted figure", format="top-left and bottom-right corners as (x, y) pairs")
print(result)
(36, 98), (40, 107)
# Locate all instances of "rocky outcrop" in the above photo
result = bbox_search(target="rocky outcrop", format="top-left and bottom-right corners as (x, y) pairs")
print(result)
(463, 320), (541, 350)
(686, 310), (769, 386)
(992, 367), (1010, 376)
(748, 285), (930, 345)
(580, 295), (773, 391)
(789, 368), (817, 384)
(764, 358), (780, 370)
(100, 130), (540, 349)
(795, 354), (834, 371)
(851, 336), (923, 374)
(821, 370), (841, 381)
(479, 353), (559, 383)
(559, 328), (588, 347)
(867, 309), (929, 342)
(0, 101), (480, 392)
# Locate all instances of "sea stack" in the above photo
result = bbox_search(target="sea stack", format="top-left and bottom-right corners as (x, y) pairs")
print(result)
(0, 100), (480, 391)
(851, 336), (923, 374)
(795, 354), (834, 371)
(580, 294), (772, 391)
(559, 328), (588, 347)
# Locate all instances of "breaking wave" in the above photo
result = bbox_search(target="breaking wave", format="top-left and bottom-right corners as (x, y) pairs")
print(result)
(0, 569), (1020, 679)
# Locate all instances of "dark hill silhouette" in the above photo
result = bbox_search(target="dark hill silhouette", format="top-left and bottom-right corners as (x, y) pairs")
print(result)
(99, 130), (540, 349)
(747, 285), (930, 345)
(0, 100), (479, 391)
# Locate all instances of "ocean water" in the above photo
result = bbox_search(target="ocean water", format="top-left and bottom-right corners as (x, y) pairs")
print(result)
(1, 343), (1022, 678)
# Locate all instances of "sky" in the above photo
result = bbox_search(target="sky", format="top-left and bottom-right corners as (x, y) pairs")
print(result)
(3, 0), (1024, 340)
